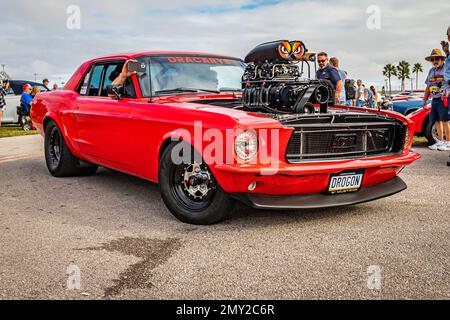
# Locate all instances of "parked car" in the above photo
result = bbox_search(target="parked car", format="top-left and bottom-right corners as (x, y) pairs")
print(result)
(391, 90), (425, 101)
(392, 98), (429, 116)
(30, 47), (420, 224)
(1, 80), (49, 124)
(408, 102), (450, 144)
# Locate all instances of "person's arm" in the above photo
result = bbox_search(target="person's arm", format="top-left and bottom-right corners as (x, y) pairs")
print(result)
(442, 41), (449, 57)
(329, 68), (341, 104)
(26, 95), (33, 110)
(423, 86), (430, 108)
(445, 57), (450, 84)
(112, 60), (137, 86)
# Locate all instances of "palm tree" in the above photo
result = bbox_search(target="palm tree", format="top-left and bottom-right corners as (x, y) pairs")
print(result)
(412, 63), (423, 90)
(382, 64), (397, 95)
(396, 61), (410, 91)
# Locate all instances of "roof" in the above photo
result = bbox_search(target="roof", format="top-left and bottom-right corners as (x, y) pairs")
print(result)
(85, 51), (243, 63)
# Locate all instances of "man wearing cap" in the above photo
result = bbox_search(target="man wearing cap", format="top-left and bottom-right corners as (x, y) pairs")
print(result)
(423, 48), (450, 151)
(20, 84), (33, 116)
(316, 52), (342, 104)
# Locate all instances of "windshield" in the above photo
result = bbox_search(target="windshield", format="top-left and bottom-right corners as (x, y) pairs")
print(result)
(136, 55), (245, 97)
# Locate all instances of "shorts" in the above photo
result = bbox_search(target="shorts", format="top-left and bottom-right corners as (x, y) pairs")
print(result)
(429, 97), (450, 124)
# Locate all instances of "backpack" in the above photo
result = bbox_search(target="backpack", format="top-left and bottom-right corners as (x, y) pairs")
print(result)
(345, 79), (356, 100)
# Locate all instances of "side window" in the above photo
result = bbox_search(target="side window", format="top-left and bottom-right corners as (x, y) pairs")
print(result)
(78, 60), (136, 98)
(100, 64), (122, 97)
(88, 65), (104, 96)
(124, 77), (137, 98)
(79, 72), (91, 96)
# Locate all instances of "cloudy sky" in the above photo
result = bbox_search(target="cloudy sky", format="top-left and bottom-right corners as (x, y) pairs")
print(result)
(1, 0), (449, 89)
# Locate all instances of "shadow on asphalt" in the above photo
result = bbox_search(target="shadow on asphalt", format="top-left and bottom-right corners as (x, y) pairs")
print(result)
(86, 165), (365, 229)
(5, 157), (381, 230)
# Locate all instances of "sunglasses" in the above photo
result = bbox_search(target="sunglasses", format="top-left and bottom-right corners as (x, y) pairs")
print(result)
(317, 60), (327, 63)
(430, 57), (443, 62)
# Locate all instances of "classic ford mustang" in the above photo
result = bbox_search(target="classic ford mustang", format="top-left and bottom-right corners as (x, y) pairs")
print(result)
(31, 41), (420, 224)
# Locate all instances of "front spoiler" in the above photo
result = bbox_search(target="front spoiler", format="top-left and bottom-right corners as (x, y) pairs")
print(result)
(231, 176), (407, 210)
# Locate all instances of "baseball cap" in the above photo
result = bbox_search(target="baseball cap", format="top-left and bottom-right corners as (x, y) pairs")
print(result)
(23, 84), (32, 90)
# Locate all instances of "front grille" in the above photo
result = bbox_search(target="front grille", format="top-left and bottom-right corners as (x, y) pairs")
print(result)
(285, 118), (405, 163)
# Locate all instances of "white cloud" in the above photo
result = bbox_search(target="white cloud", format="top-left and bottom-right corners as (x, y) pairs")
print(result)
(0, 0), (449, 89)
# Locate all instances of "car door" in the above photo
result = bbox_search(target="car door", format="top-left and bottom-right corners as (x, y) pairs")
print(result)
(73, 61), (136, 169)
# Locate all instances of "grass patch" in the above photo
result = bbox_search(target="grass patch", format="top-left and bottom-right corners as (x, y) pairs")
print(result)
(0, 124), (39, 138)
(413, 136), (429, 147)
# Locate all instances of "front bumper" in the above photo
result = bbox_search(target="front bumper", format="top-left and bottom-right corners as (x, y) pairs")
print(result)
(232, 176), (407, 210)
(211, 151), (420, 195)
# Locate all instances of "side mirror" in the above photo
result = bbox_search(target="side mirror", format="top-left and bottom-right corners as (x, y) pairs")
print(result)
(107, 85), (124, 100)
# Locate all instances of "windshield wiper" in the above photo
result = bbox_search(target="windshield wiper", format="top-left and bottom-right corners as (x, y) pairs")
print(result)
(155, 87), (220, 95)
(219, 87), (242, 92)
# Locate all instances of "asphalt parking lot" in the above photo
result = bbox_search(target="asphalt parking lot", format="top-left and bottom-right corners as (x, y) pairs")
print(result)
(0, 135), (448, 300)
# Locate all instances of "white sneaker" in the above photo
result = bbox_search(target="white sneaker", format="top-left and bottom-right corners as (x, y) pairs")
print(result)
(428, 141), (444, 150)
(437, 141), (450, 151)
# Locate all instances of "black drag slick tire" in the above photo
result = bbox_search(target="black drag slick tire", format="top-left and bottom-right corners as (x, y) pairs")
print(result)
(158, 141), (235, 225)
(44, 120), (98, 177)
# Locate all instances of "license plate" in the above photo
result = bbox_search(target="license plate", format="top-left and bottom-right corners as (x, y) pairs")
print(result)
(327, 170), (364, 194)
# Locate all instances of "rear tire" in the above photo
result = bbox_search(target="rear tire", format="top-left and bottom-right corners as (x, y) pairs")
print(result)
(158, 141), (235, 225)
(423, 119), (436, 145)
(44, 120), (98, 177)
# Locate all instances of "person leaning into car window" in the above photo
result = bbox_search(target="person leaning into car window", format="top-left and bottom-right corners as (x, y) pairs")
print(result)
(111, 60), (137, 87)
(316, 52), (342, 104)
(109, 60), (139, 98)
(20, 84), (34, 116)
(0, 80), (10, 127)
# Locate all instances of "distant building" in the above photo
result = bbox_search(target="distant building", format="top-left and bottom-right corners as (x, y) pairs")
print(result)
(0, 70), (11, 81)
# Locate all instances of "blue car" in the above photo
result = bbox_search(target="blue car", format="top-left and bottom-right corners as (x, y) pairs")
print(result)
(392, 99), (430, 116)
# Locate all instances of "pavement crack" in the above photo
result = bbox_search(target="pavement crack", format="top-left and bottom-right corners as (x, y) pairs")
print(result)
(82, 237), (183, 298)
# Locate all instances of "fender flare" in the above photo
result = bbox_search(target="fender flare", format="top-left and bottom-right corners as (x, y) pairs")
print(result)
(43, 113), (81, 158)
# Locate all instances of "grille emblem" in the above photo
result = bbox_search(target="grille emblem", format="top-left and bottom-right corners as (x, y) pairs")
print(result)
(331, 133), (358, 149)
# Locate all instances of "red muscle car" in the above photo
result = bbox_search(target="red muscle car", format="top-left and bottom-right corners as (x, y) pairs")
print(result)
(408, 102), (449, 144)
(31, 46), (420, 224)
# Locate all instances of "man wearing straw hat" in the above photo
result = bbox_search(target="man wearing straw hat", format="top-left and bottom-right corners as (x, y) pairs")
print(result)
(422, 47), (449, 151)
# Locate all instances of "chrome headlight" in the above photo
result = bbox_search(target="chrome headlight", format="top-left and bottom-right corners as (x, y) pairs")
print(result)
(235, 130), (258, 162)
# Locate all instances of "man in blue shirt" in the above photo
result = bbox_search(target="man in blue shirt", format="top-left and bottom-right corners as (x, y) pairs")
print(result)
(316, 52), (342, 104)
(20, 84), (33, 115)
(329, 57), (346, 105)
